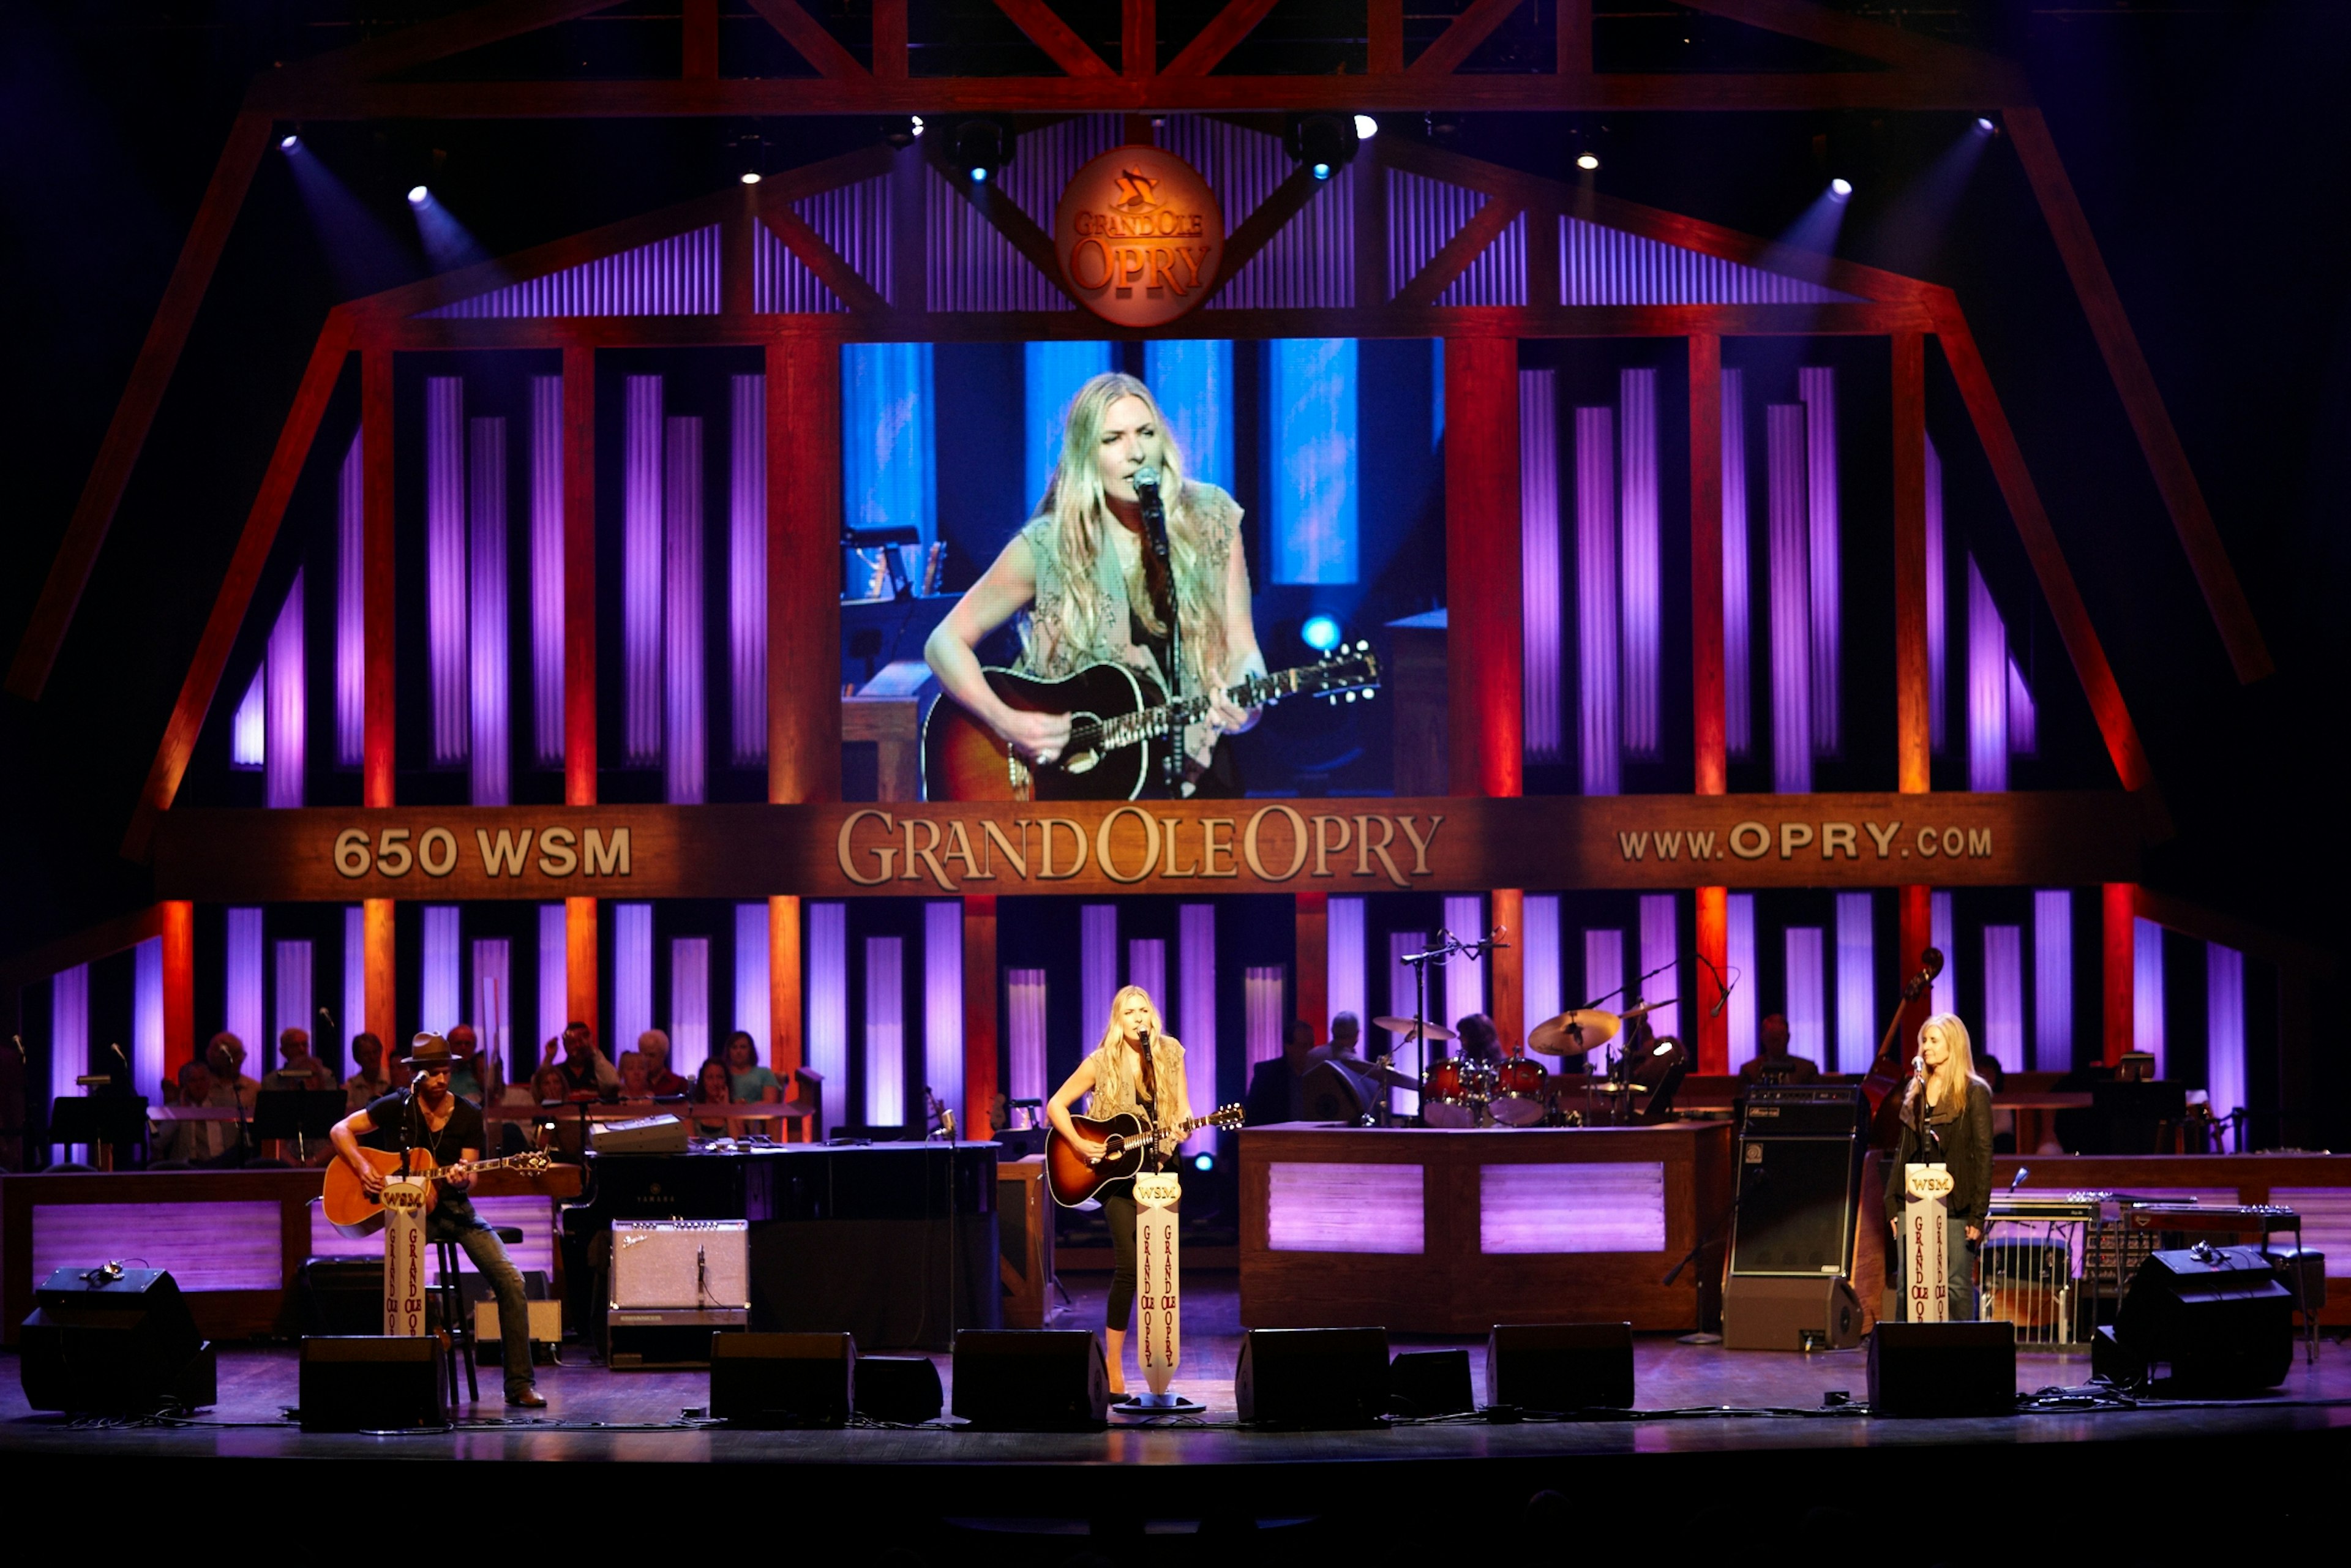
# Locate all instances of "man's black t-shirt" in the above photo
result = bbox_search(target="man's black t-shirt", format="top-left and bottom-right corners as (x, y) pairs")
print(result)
(359, 1090), (490, 1226)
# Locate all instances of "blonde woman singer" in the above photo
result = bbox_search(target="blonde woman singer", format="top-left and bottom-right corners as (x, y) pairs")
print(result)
(1881, 1012), (1995, 1319)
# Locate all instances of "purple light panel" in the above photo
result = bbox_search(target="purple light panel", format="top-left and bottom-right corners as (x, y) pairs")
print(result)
(670, 937), (710, 1063)
(1765, 403), (1813, 793)
(794, 176), (895, 305)
(1388, 929), (1429, 1114)
(469, 418), (509, 805)
(225, 909), (264, 1055)
(664, 414), (706, 804)
(1390, 170), (1524, 306)
(1834, 893), (1875, 1073)
(2134, 918), (2165, 1075)
(842, 344), (937, 552)
(133, 938), (164, 1097)
(1520, 370), (1563, 762)
(36, 1202), (282, 1291)
(613, 903), (653, 1051)
(344, 907), (366, 1062)
(1479, 1162), (1667, 1254)
(1721, 369), (1752, 758)
(1619, 369), (1661, 758)
(924, 902), (964, 1124)
(1798, 368), (1840, 753)
(1244, 966), (1285, 1070)
(264, 572), (305, 808)
(1931, 893), (1958, 1019)
(1583, 928), (1623, 1012)
(272, 940), (312, 1064)
(426, 225), (719, 318)
(1145, 340), (1234, 490)
(232, 668), (264, 768)
(2206, 943), (2244, 1117)
(49, 962), (89, 1114)
(530, 377), (565, 769)
(1639, 894), (1680, 1039)
(729, 376), (767, 767)
(754, 222), (851, 315)
(1784, 926), (1825, 1070)
(1081, 905), (1118, 1041)
(337, 431), (364, 767)
(1575, 405), (1619, 795)
(2033, 890), (2072, 1070)
(925, 165), (1073, 313)
(1327, 897), (1366, 1034)
(1967, 556), (2009, 792)
(536, 904), (567, 1055)
(2008, 657), (2036, 756)
(1982, 925), (2025, 1074)
(1523, 895), (1561, 1032)
(1179, 905), (1217, 1149)
(808, 904), (849, 1132)
(1006, 968), (1049, 1105)
(425, 378), (469, 766)
(864, 936), (906, 1127)
(1727, 895), (1758, 1071)
(1267, 1163), (1424, 1253)
(733, 904), (770, 1054)
(472, 939), (511, 1078)
(1161, 118), (1355, 311)
(623, 377), (664, 766)
(1127, 939), (1167, 1021)
(1444, 895), (1487, 1027)
(422, 906), (461, 1035)
(1557, 214), (1861, 306)
(1924, 436), (1947, 754)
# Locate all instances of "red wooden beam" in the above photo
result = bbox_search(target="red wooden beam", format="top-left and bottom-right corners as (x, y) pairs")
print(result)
(1688, 334), (1725, 796)
(745, 0), (871, 81)
(1392, 197), (1523, 310)
(1674, 0), (2010, 80)
(2101, 883), (2134, 1067)
(769, 332), (843, 805)
(366, 898), (397, 1057)
(874, 0), (909, 80)
(769, 895), (803, 1086)
(2003, 107), (2272, 684)
(1408, 0), (1528, 78)
(1694, 886), (1727, 1073)
(361, 348), (396, 810)
(758, 206), (888, 313)
(1162, 0), (1280, 78)
(989, 0), (1117, 78)
(119, 311), (353, 861)
(1444, 336), (1522, 799)
(962, 895), (999, 1138)
(1294, 892), (1328, 1045)
(924, 140), (1076, 304)
(566, 897), (599, 1048)
(1123, 0), (1155, 78)
(162, 902), (195, 1076)
(1892, 331), (1929, 794)
(562, 343), (598, 806)
(1369, 0), (1403, 75)
(9, 110), (275, 703)
(0, 904), (171, 995)
(1205, 165), (1330, 303)
(683, 0), (719, 80)
(1557, 0), (1591, 77)
(283, 0), (625, 88)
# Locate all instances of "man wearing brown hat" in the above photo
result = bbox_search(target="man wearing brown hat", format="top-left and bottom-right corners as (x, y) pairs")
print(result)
(328, 1032), (546, 1408)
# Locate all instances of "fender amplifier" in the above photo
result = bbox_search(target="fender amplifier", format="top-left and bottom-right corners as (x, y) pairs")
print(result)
(610, 1220), (751, 1310)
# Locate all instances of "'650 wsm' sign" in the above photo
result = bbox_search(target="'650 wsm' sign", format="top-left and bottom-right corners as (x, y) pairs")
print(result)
(1055, 146), (1224, 328)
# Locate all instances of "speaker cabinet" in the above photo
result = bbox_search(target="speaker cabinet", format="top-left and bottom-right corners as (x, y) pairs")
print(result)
(1485, 1323), (1635, 1411)
(1234, 1327), (1390, 1427)
(951, 1330), (1108, 1430)
(20, 1267), (214, 1414)
(298, 1337), (446, 1431)
(1723, 1275), (1863, 1351)
(1389, 1348), (1475, 1417)
(709, 1332), (855, 1427)
(2113, 1245), (2295, 1394)
(856, 1354), (945, 1424)
(1867, 1321), (2017, 1417)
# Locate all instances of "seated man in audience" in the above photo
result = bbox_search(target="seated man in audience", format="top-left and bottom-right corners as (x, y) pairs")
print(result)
(636, 1029), (690, 1098)
(1739, 1013), (1820, 1085)
(344, 1032), (391, 1111)
(547, 1021), (619, 1099)
(1245, 1019), (1321, 1126)
(151, 1060), (237, 1167)
(1328, 1011), (1362, 1058)
(447, 1024), (492, 1102)
(206, 1032), (262, 1101)
(264, 1027), (337, 1090)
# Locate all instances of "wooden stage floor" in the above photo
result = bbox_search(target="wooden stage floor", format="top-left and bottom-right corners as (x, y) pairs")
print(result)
(6, 1274), (2347, 1553)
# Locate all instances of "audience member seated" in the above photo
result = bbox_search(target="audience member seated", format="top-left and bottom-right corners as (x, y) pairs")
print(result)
(1738, 1013), (1820, 1085)
(546, 1021), (619, 1099)
(206, 1032), (261, 1102)
(344, 1032), (392, 1111)
(151, 1061), (238, 1167)
(723, 1030), (782, 1106)
(691, 1058), (739, 1138)
(387, 1051), (415, 1091)
(447, 1024), (492, 1101)
(264, 1026), (337, 1090)
(617, 1050), (653, 1101)
(1328, 1011), (1362, 1057)
(636, 1029), (690, 1097)
(1244, 1019), (1319, 1125)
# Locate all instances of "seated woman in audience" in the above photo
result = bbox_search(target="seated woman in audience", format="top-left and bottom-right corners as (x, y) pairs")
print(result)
(724, 1030), (783, 1106)
(617, 1050), (653, 1101)
(692, 1057), (739, 1139)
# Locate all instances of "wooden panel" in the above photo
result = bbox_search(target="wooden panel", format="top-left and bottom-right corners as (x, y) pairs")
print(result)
(963, 895), (999, 1137)
(362, 348), (396, 809)
(842, 696), (920, 801)
(364, 898), (396, 1051)
(873, 0), (908, 78)
(567, 896), (599, 1046)
(1693, 885), (1728, 1074)
(1122, 0), (1154, 78)
(768, 334), (842, 805)
(2102, 882), (2134, 1067)
(996, 1156), (1052, 1326)
(1892, 332), (1929, 793)
(1294, 891), (1327, 1046)
(1687, 334), (1725, 795)
(562, 344), (597, 805)
(1162, 0), (1280, 77)
(683, 0), (719, 78)
(1444, 337), (1522, 798)
(163, 901), (195, 1076)
(1490, 887), (1523, 1052)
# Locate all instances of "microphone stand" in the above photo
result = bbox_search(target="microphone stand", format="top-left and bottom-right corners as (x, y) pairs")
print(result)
(1134, 471), (1183, 799)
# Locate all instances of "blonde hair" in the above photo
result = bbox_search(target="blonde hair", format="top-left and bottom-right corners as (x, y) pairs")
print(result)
(1036, 372), (1230, 690)
(1087, 984), (1177, 1118)
(1907, 1012), (1987, 1119)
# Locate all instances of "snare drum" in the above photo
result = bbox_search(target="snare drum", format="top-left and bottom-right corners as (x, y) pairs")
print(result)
(1420, 1058), (1491, 1128)
(1488, 1056), (1550, 1125)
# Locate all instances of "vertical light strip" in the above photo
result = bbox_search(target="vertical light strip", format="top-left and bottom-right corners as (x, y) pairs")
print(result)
(729, 375), (767, 767)
(1582, 929), (1624, 1016)
(337, 430), (364, 767)
(1127, 939), (1168, 1016)
(1967, 555), (2009, 792)
(468, 417), (509, 805)
(345, 907), (367, 1058)
(425, 377), (470, 765)
(1727, 895), (1758, 1071)
(670, 937), (710, 1064)
(842, 343), (939, 547)
(1721, 368), (1751, 759)
(1005, 969), (1049, 1105)
(264, 572), (306, 808)
(733, 903), (771, 1054)
(1982, 925), (2025, 1073)
(1798, 366), (1839, 753)
(864, 935), (906, 1127)
(1931, 891), (1958, 1019)
(1269, 338), (1360, 585)
(1520, 369), (1562, 762)
(1389, 930), (1429, 1114)
(51, 964), (90, 1148)
(924, 901), (965, 1125)
(2033, 890), (2072, 1070)
(530, 377), (566, 769)
(1144, 339), (1234, 490)
(2007, 658), (2036, 756)
(808, 904), (850, 1131)
(2206, 943), (2246, 1119)
(1924, 434), (1947, 756)
(1834, 893), (1875, 1073)
(232, 668), (264, 768)
(664, 415), (706, 804)
(613, 903), (654, 1050)
(471, 940), (512, 1079)
(536, 904), (568, 1052)
(1638, 894), (1681, 1040)
(273, 940), (313, 1064)
(1765, 403), (1813, 793)
(1783, 927), (1826, 1071)
(225, 908), (264, 1056)
(422, 906), (462, 1035)
(1327, 895), (1366, 1035)
(623, 376), (665, 765)
(132, 938), (164, 1096)
(1523, 895), (1561, 1035)
(1026, 341), (1116, 509)
(1575, 405), (1619, 795)
(2133, 917), (2165, 1075)
(1444, 894), (1487, 1026)
(1179, 904), (1217, 1146)
(1243, 967), (1284, 1068)
(1081, 905), (1119, 1041)
(1619, 369), (1661, 759)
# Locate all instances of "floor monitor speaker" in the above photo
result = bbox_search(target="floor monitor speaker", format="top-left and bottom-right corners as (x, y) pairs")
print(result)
(1723, 1275), (1863, 1351)
(855, 1354), (944, 1424)
(19, 1267), (214, 1414)
(1867, 1321), (2017, 1417)
(710, 1332), (856, 1427)
(1388, 1348), (1475, 1417)
(298, 1337), (446, 1431)
(2112, 1245), (2295, 1394)
(951, 1330), (1108, 1430)
(1485, 1323), (1635, 1411)
(1234, 1327), (1390, 1427)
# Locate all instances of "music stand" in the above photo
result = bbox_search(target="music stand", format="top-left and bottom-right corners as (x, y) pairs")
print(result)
(48, 1093), (151, 1168)
(252, 1089), (347, 1163)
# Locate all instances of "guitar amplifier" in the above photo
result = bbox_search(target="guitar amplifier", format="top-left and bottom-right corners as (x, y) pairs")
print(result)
(610, 1220), (751, 1310)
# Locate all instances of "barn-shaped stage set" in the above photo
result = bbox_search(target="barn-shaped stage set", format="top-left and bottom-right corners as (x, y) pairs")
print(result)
(3, 0), (2344, 1544)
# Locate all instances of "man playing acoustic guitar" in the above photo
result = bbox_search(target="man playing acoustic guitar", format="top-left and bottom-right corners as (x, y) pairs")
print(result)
(328, 1032), (546, 1408)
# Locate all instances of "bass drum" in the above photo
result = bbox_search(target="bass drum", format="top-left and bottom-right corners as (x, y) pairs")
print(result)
(1488, 1056), (1550, 1126)
(1420, 1059), (1490, 1129)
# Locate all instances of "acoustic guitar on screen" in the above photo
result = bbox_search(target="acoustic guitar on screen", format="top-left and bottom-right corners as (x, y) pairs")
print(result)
(920, 647), (1380, 802)
(1046, 1105), (1244, 1207)
(321, 1147), (551, 1239)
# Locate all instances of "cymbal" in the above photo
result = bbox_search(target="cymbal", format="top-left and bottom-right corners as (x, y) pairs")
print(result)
(1528, 1009), (1619, 1056)
(1306, 1048), (1420, 1092)
(1371, 1015), (1457, 1043)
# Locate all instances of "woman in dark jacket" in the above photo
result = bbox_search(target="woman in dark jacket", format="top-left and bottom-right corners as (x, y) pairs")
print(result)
(1882, 1012), (1995, 1319)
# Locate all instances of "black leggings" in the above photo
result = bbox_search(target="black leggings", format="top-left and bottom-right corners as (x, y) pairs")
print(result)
(1101, 1184), (1138, 1330)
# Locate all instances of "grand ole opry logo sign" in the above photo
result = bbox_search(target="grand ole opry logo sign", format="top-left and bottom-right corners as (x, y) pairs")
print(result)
(1054, 146), (1226, 328)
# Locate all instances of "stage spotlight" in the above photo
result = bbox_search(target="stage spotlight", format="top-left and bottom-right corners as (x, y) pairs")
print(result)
(1354, 114), (1379, 140)
(1285, 114), (1360, 177)
(1302, 614), (1343, 653)
(912, 115), (925, 137)
(740, 171), (762, 186)
(1576, 152), (1600, 171)
(1975, 116), (1996, 133)
(1829, 178), (1853, 199)
(407, 185), (430, 206)
(1191, 1152), (1216, 1174)
(279, 133), (301, 152)
(953, 119), (1013, 186)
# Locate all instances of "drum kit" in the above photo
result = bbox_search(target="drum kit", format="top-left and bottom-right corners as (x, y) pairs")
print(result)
(1398, 1002), (1678, 1129)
